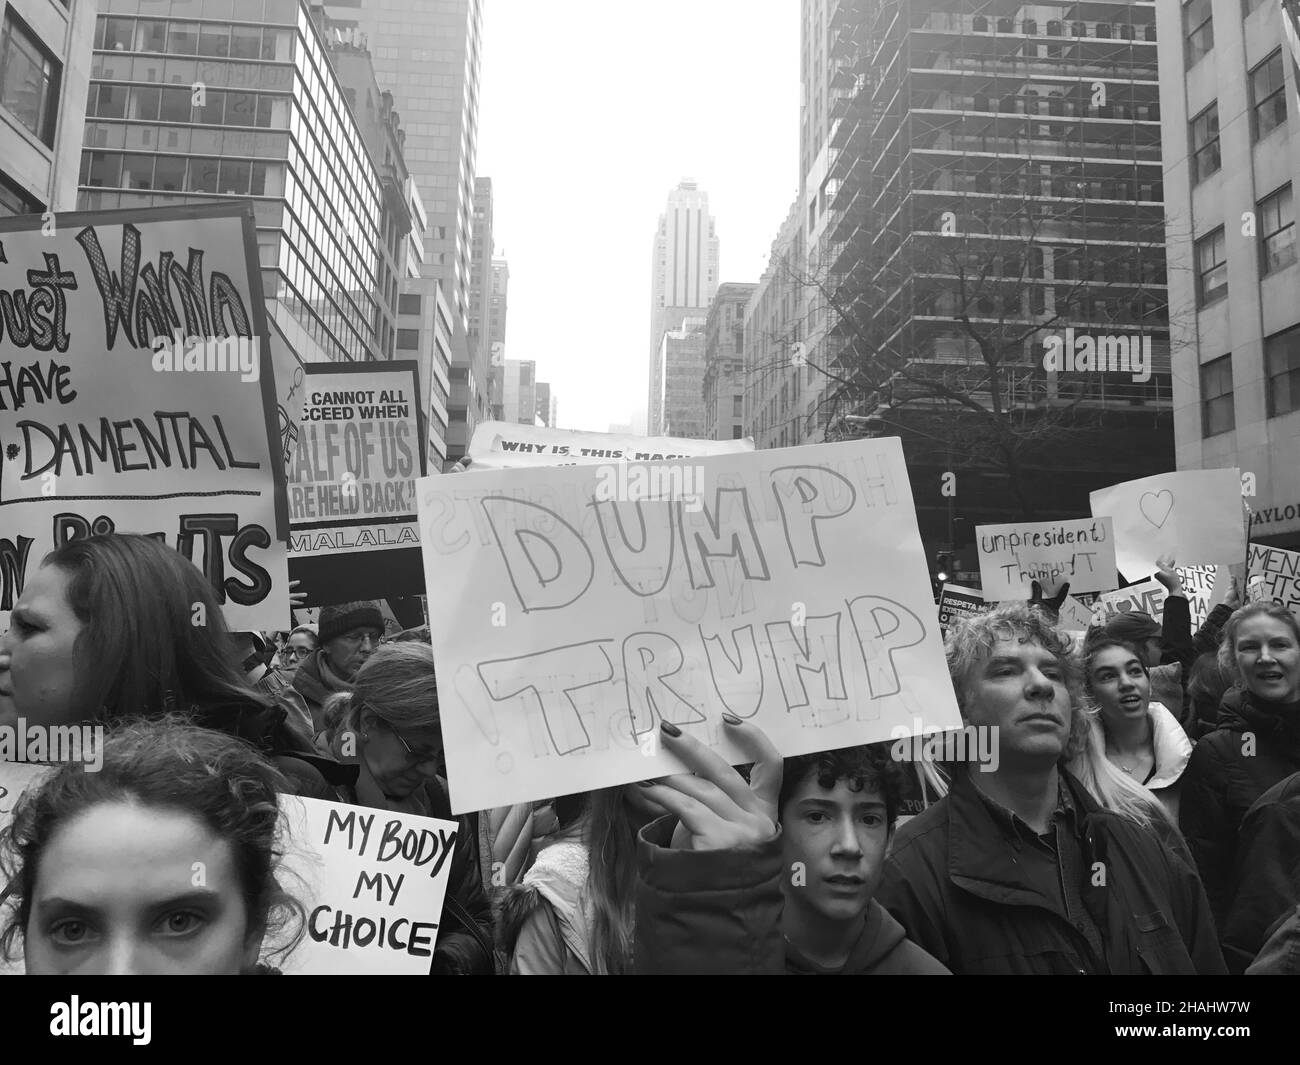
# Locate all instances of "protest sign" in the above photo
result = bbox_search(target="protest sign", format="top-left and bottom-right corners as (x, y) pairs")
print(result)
(1093, 579), (1168, 626)
(1248, 544), (1300, 620)
(0, 203), (287, 629)
(1177, 564), (1228, 628)
(467, 420), (753, 470)
(0, 762), (54, 975)
(1090, 468), (1245, 582)
(976, 517), (1116, 599)
(938, 584), (985, 631)
(1057, 595), (1096, 634)
(417, 436), (961, 812)
(277, 795), (458, 975)
(286, 361), (426, 607)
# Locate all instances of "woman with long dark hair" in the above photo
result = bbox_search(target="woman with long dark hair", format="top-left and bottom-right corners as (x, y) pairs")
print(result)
(0, 533), (346, 797)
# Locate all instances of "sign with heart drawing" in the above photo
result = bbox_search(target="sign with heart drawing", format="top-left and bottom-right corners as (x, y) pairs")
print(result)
(1090, 468), (1247, 583)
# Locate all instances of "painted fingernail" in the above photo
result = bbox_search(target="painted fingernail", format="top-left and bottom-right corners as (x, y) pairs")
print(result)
(721, 712), (743, 726)
(660, 721), (682, 738)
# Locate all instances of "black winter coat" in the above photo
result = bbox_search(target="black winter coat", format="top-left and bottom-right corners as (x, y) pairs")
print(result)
(1221, 771), (1300, 973)
(1179, 688), (1300, 930)
(877, 768), (1226, 974)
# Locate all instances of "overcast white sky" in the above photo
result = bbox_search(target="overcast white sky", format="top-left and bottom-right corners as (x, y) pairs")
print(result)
(476, 1), (801, 432)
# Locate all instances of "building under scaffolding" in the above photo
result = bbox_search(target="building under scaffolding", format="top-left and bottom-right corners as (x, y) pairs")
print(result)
(799, 0), (1178, 554)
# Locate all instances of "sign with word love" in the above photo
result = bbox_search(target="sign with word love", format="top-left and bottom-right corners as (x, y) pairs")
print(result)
(277, 796), (459, 975)
(0, 203), (288, 628)
(466, 420), (753, 470)
(1092, 578), (1168, 626)
(1090, 468), (1245, 583)
(417, 437), (961, 812)
(286, 361), (426, 606)
(1248, 544), (1300, 620)
(976, 517), (1117, 599)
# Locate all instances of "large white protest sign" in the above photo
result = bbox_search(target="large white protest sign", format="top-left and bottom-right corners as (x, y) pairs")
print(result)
(1090, 468), (1245, 583)
(467, 420), (753, 470)
(277, 795), (458, 975)
(976, 517), (1116, 599)
(417, 437), (961, 812)
(1248, 543), (1300, 620)
(286, 361), (425, 607)
(0, 204), (287, 629)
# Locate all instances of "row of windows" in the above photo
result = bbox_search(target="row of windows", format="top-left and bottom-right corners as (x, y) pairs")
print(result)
(81, 150), (282, 196)
(969, 15), (1153, 40)
(1200, 323), (1300, 437)
(1185, 0), (1273, 69)
(1190, 51), (1287, 187)
(1195, 184), (1296, 306)
(97, 15), (281, 60)
(87, 83), (289, 127)
(101, 1), (298, 24)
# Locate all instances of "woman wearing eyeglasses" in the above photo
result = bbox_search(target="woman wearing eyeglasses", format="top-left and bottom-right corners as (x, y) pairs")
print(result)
(277, 626), (319, 677)
(318, 642), (495, 974)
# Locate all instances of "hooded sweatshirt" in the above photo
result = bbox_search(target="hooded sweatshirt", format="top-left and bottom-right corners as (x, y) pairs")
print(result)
(633, 815), (948, 975)
(498, 839), (598, 975)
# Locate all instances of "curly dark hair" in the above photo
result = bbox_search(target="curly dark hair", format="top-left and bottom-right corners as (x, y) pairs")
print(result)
(0, 718), (305, 968)
(778, 743), (903, 828)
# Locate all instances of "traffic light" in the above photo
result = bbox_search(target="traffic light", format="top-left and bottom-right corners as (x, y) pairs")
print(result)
(934, 552), (953, 584)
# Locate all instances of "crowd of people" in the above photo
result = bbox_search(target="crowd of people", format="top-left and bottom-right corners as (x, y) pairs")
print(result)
(0, 531), (1297, 975)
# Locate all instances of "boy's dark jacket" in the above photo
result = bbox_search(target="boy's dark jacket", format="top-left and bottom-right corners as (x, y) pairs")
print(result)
(632, 816), (949, 975)
(876, 767), (1226, 975)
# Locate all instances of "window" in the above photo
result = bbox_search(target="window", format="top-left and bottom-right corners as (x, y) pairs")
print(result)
(154, 154), (185, 192)
(732, 425), (743, 440)
(197, 24), (230, 57)
(1266, 325), (1300, 417)
(1183, 0), (1213, 66)
(398, 293), (422, 314)
(168, 22), (199, 55)
(732, 395), (743, 417)
(121, 153), (154, 189)
(1196, 228), (1228, 306)
(188, 157), (220, 193)
(219, 159), (249, 194)
(396, 328), (420, 350)
(159, 86), (191, 122)
(1200, 355), (1234, 436)
(100, 16), (134, 51)
(1260, 185), (1297, 275)
(1190, 103), (1220, 184)
(230, 26), (261, 59)
(1250, 51), (1287, 141)
(1, 11), (62, 146)
(0, 169), (42, 216)
(86, 151), (122, 188)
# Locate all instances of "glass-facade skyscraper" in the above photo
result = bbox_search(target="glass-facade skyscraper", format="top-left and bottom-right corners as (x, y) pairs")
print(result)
(79, 0), (383, 364)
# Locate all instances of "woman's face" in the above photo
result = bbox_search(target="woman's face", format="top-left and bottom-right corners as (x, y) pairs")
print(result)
(0, 564), (85, 729)
(1088, 645), (1151, 730)
(280, 633), (317, 675)
(1234, 616), (1300, 703)
(359, 709), (443, 799)
(24, 802), (259, 975)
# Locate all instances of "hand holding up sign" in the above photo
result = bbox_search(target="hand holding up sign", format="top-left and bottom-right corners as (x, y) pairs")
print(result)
(640, 717), (782, 852)
(1153, 554), (1185, 597)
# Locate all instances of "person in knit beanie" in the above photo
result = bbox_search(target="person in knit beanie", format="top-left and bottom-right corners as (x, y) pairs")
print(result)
(292, 600), (384, 733)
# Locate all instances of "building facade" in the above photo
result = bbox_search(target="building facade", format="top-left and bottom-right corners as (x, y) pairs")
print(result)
(804, 0), (1177, 553)
(648, 179), (719, 434)
(396, 273), (453, 469)
(660, 317), (707, 439)
(486, 255), (507, 418)
(1, 0), (95, 216)
(703, 281), (756, 440)
(502, 357), (535, 426)
(80, 0), (385, 368)
(324, 0), (485, 461)
(744, 200), (805, 449)
(1156, 0), (1300, 549)
(468, 174), (492, 401)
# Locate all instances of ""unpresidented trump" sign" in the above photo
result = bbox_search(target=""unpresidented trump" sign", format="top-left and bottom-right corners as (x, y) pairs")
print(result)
(417, 437), (961, 813)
